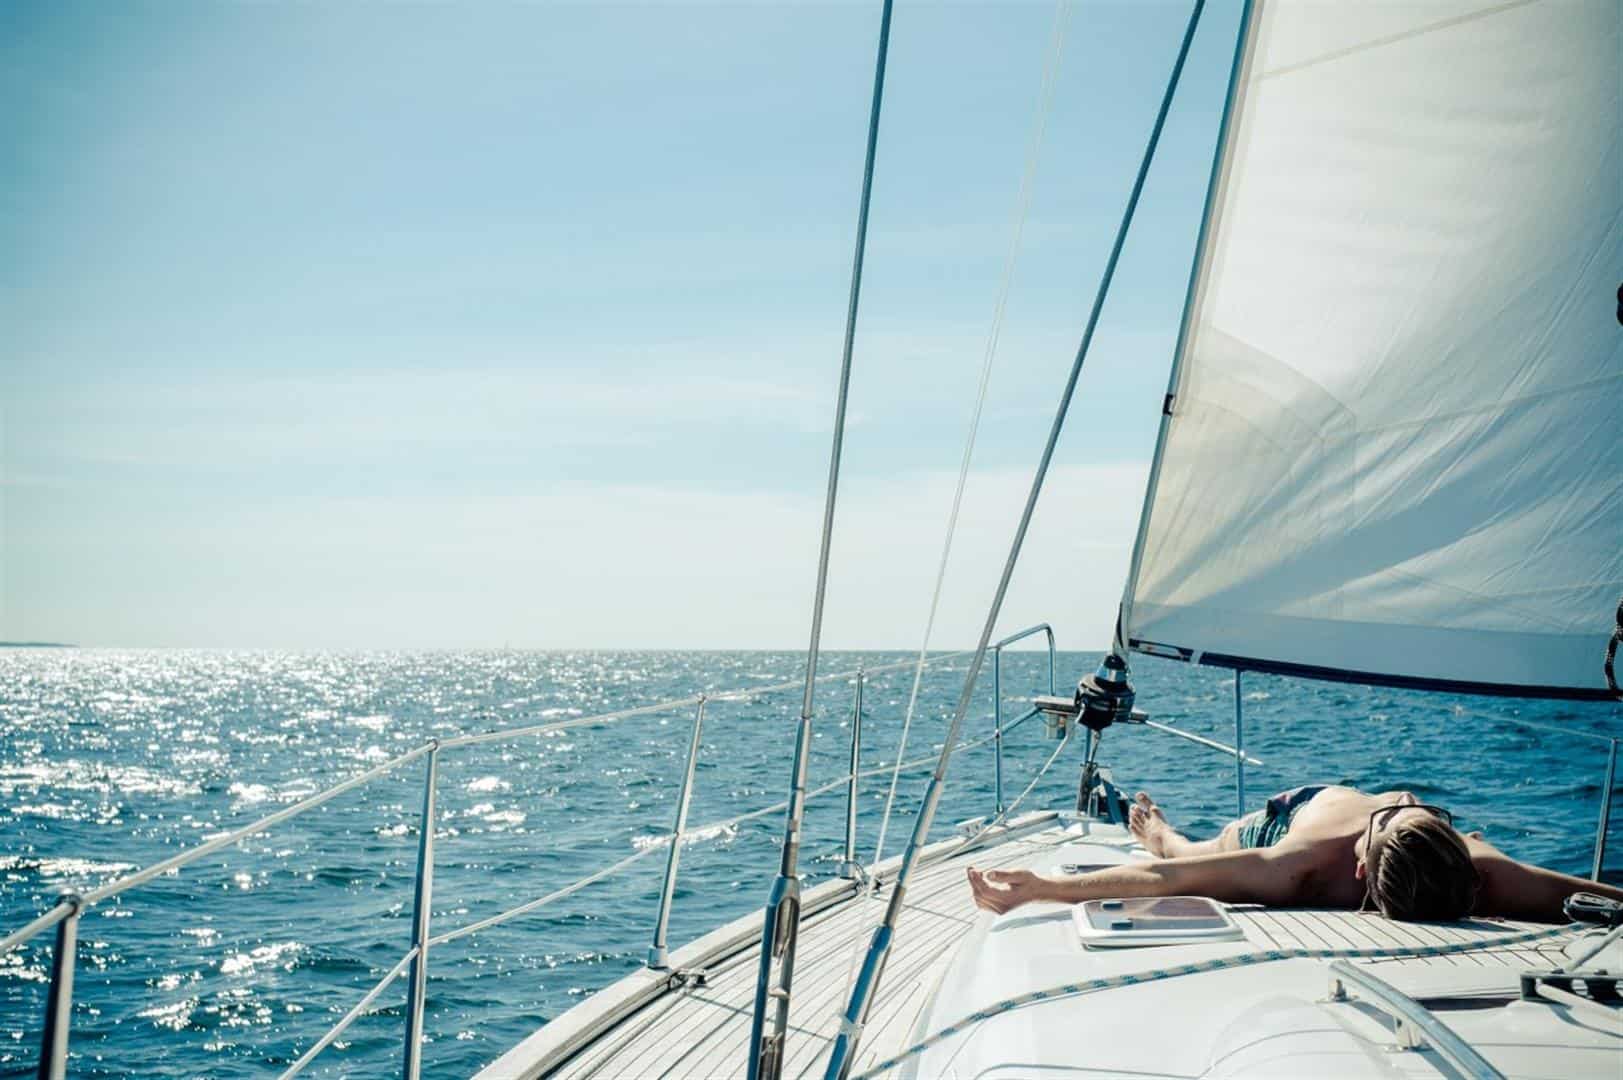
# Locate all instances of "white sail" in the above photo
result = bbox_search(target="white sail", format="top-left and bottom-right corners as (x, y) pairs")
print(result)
(1121, 0), (1622, 698)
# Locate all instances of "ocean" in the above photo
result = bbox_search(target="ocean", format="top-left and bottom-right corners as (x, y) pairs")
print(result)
(2, 648), (1618, 1078)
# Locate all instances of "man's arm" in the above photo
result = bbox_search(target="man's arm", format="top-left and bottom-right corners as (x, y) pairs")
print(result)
(968, 847), (1313, 915)
(1468, 839), (1623, 923)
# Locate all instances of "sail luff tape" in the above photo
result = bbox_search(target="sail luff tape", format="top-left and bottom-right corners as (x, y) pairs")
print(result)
(850, 923), (1578, 1079)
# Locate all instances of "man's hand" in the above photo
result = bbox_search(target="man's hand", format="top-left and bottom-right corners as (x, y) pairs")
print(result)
(968, 847), (1310, 915)
(967, 866), (1044, 914)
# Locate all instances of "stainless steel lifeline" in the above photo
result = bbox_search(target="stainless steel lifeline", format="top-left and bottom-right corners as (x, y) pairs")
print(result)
(0, 646), (1022, 1079)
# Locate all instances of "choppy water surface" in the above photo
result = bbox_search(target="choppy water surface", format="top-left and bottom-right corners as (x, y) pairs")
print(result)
(2, 649), (1618, 1078)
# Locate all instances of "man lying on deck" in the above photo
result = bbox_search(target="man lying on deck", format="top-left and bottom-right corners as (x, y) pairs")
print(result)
(967, 785), (1623, 923)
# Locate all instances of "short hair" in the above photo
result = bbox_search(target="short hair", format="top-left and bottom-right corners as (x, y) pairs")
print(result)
(1367, 814), (1479, 921)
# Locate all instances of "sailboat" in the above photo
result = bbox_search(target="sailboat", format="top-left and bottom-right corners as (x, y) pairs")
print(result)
(2, 1), (1618, 1078)
(477, 0), (1623, 1075)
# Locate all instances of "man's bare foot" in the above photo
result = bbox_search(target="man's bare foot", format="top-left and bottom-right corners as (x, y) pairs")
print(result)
(1129, 791), (1174, 856)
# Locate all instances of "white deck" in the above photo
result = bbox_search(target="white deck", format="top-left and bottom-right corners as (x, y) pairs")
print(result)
(480, 819), (1621, 1079)
(913, 825), (1620, 1080)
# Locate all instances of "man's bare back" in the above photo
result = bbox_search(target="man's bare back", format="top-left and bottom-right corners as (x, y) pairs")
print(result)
(1131, 785), (1425, 908)
(968, 785), (1623, 923)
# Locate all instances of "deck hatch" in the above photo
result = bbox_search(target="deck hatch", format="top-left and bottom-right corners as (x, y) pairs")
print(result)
(1074, 896), (1245, 948)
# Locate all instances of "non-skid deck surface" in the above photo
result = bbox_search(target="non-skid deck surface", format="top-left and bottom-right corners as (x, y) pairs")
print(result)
(550, 829), (1067, 1079)
(1230, 906), (1568, 969)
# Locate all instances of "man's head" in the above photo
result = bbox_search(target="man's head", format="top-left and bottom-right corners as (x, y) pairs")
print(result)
(1355, 799), (1479, 921)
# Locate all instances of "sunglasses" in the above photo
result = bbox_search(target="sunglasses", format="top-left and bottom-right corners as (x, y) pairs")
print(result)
(1366, 803), (1452, 840)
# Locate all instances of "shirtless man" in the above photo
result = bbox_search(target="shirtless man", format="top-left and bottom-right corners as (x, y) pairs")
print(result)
(967, 785), (1623, 923)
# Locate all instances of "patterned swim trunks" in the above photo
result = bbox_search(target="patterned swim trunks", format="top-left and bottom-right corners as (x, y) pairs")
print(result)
(1235, 785), (1328, 848)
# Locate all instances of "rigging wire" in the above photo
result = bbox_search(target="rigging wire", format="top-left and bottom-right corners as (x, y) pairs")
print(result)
(825, 1), (1214, 1073)
(748, 2), (896, 1075)
(966, 724), (1073, 840)
(843, 724), (1072, 993)
(843, 0), (1074, 1004)
(868, 0), (1074, 878)
(1447, 704), (1619, 745)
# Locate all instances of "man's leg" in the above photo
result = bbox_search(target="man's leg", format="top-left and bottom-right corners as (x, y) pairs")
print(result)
(1129, 792), (1244, 857)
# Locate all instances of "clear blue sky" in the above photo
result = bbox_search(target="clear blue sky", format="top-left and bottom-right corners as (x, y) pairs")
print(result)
(2, 0), (1244, 649)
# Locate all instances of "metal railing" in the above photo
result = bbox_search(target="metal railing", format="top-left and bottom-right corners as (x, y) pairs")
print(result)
(1595, 739), (1618, 880)
(990, 623), (1056, 814)
(1233, 669), (1245, 817)
(649, 696), (707, 970)
(0, 641), (1056, 1080)
(840, 674), (866, 880)
(1326, 960), (1503, 1077)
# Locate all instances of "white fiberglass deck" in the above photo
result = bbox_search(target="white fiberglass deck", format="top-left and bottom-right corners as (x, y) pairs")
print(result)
(480, 818), (1619, 1079)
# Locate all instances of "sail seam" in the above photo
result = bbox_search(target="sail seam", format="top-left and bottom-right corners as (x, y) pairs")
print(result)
(1256, 0), (1540, 83)
(1360, 566), (1593, 636)
(1336, 371), (1622, 438)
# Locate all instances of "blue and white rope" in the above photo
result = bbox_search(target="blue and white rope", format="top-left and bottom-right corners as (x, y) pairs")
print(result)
(849, 923), (1576, 1079)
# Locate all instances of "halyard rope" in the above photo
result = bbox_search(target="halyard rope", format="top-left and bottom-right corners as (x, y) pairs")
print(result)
(869, 0), (1075, 877)
(852, 0), (1074, 1007)
(849, 923), (1578, 1079)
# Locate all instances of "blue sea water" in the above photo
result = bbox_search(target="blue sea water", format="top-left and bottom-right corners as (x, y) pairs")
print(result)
(1, 648), (1618, 1078)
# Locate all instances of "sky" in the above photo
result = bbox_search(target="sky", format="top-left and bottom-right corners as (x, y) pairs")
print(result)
(1, 0), (1246, 650)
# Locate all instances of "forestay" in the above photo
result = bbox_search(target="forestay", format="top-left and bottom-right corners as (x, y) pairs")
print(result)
(1122, 0), (1623, 698)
